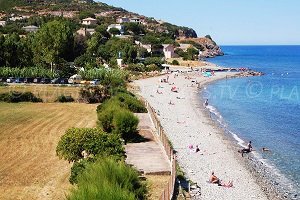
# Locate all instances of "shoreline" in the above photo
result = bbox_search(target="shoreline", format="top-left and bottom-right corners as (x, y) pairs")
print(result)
(135, 67), (286, 200)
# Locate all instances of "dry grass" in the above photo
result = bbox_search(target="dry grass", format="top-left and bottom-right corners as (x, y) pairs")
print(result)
(145, 175), (171, 200)
(166, 58), (207, 67)
(0, 103), (98, 200)
(0, 85), (82, 102)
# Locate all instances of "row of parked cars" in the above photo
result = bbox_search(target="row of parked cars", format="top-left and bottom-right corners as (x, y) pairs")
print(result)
(0, 75), (101, 85)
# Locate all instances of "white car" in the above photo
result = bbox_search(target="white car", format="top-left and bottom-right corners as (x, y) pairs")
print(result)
(6, 77), (16, 83)
(68, 74), (82, 84)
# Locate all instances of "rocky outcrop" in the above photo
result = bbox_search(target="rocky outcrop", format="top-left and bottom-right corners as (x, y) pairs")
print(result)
(177, 36), (224, 58)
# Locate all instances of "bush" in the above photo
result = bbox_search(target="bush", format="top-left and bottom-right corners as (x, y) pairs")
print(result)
(144, 57), (163, 67)
(115, 92), (147, 113)
(97, 100), (122, 132)
(79, 86), (106, 103)
(113, 109), (139, 142)
(69, 159), (90, 185)
(56, 128), (125, 162)
(126, 63), (145, 72)
(172, 59), (180, 65)
(0, 67), (57, 78)
(56, 95), (74, 103)
(0, 91), (42, 103)
(145, 64), (160, 72)
(67, 158), (147, 200)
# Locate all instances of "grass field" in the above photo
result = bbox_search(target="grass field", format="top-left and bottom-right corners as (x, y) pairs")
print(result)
(146, 175), (171, 200)
(0, 103), (98, 200)
(0, 85), (82, 102)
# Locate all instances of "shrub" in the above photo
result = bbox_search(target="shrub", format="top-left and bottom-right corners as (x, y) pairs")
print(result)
(67, 158), (147, 200)
(56, 128), (125, 162)
(115, 92), (147, 113)
(144, 57), (163, 67)
(97, 101), (122, 132)
(113, 109), (139, 142)
(0, 67), (57, 78)
(69, 159), (90, 185)
(145, 64), (160, 72)
(0, 91), (42, 103)
(126, 63), (145, 72)
(79, 86), (106, 103)
(172, 59), (180, 65)
(56, 95), (74, 103)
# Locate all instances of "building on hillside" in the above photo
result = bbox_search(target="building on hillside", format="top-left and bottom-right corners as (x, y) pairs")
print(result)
(178, 43), (196, 52)
(82, 17), (97, 26)
(76, 28), (95, 36)
(162, 44), (175, 59)
(0, 21), (6, 27)
(130, 17), (141, 24)
(22, 25), (39, 33)
(141, 44), (152, 53)
(117, 17), (130, 23)
(107, 24), (124, 34)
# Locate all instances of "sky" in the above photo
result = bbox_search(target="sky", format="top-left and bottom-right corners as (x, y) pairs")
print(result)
(97, 0), (300, 45)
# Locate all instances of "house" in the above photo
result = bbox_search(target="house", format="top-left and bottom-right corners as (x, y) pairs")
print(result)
(0, 21), (6, 27)
(22, 25), (39, 33)
(162, 44), (175, 59)
(82, 17), (97, 26)
(130, 17), (141, 24)
(107, 24), (124, 34)
(178, 43), (196, 52)
(76, 28), (95, 36)
(141, 44), (152, 53)
(117, 17), (130, 23)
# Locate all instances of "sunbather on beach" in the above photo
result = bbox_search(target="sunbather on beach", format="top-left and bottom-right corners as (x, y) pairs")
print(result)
(209, 172), (233, 187)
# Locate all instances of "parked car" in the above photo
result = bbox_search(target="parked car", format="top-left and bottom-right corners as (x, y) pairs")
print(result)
(41, 78), (51, 84)
(90, 79), (101, 85)
(33, 77), (42, 83)
(51, 78), (60, 84)
(14, 78), (25, 83)
(50, 78), (65, 84)
(0, 77), (6, 82)
(6, 77), (16, 83)
(60, 78), (69, 84)
(68, 74), (82, 84)
(24, 77), (34, 83)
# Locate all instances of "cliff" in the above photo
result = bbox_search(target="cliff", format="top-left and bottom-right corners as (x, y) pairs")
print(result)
(177, 35), (224, 58)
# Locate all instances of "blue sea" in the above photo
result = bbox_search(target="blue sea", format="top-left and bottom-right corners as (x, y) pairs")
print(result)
(203, 46), (300, 194)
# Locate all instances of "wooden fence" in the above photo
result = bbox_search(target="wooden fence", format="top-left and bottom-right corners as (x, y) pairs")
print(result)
(141, 98), (177, 200)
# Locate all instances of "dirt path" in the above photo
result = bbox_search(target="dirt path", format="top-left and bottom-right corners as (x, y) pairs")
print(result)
(0, 103), (97, 200)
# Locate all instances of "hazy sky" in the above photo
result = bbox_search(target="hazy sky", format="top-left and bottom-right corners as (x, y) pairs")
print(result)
(97, 0), (300, 45)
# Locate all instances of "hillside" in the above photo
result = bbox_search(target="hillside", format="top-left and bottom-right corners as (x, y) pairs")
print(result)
(0, 0), (223, 65)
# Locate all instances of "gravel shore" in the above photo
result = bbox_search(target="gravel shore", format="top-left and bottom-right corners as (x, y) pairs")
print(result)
(135, 69), (271, 200)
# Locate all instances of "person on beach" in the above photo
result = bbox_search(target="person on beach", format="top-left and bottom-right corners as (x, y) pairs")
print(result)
(169, 100), (175, 105)
(204, 99), (208, 107)
(239, 141), (253, 157)
(209, 172), (233, 187)
(195, 145), (200, 153)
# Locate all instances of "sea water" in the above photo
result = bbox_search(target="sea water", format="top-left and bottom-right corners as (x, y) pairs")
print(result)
(203, 46), (300, 194)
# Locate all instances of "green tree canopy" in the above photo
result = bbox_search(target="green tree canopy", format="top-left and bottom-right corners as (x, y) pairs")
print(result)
(32, 20), (74, 68)
(56, 128), (125, 162)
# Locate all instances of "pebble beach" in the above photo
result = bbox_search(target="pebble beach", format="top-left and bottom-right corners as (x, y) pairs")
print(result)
(135, 67), (272, 200)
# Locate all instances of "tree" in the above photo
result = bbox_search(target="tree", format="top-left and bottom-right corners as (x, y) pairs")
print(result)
(32, 20), (74, 69)
(108, 27), (120, 36)
(78, 11), (95, 20)
(56, 128), (125, 162)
